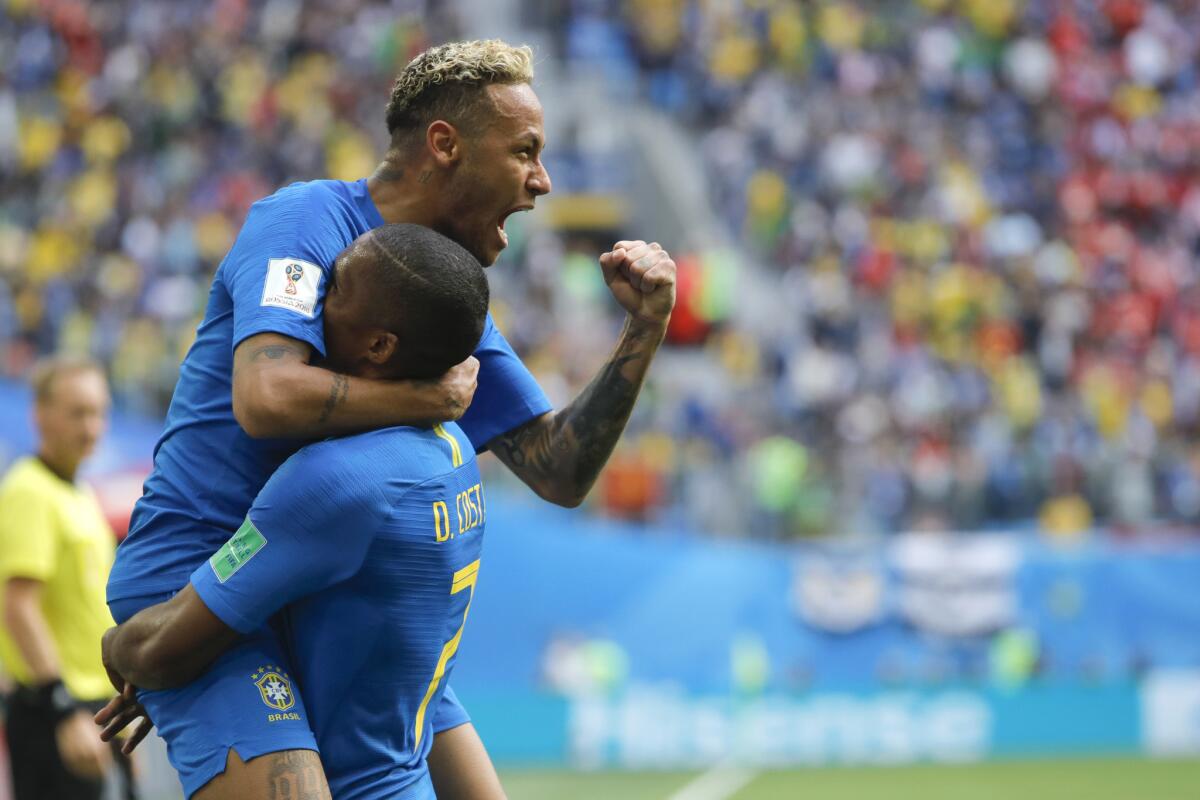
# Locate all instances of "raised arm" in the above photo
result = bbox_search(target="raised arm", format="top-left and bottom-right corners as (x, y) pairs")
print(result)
(232, 333), (478, 438)
(488, 241), (674, 507)
(101, 584), (237, 691)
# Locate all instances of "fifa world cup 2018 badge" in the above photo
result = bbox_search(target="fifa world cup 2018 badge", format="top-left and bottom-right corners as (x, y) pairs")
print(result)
(252, 665), (296, 712)
(284, 263), (304, 295)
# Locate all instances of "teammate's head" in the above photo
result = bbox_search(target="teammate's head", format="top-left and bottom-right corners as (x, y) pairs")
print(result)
(384, 39), (552, 267)
(322, 223), (489, 381)
(31, 355), (110, 475)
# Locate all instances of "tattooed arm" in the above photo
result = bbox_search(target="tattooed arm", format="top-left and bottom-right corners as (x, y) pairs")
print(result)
(231, 332), (478, 438)
(488, 241), (676, 507)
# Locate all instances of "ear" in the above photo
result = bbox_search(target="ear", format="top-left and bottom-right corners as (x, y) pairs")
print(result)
(426, 120), (460, 168)
(365, 330), (400, 365)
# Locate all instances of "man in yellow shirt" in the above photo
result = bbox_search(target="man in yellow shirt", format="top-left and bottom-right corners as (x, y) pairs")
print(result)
(0, 356), (131, 800)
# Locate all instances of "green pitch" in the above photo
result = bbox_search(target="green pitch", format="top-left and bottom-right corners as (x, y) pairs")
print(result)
(502, 757), (1200, 800)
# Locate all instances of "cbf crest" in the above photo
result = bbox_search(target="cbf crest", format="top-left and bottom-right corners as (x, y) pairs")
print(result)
(251, 665), (295, 711)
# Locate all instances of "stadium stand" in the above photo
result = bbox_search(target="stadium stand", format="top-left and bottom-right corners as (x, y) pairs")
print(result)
(4, 0), (1200, 541)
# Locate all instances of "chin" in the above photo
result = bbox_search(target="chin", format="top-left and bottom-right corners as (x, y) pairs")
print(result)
(476, 245), (501, 267)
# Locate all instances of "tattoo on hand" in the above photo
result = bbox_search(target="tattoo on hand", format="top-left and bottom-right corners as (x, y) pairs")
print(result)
(267, 750), (329, 800)
(317, 374), (349, 424)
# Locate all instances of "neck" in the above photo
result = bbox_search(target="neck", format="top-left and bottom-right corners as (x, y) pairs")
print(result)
(37, 449), (78, 483)
(367, 152), (445, 227)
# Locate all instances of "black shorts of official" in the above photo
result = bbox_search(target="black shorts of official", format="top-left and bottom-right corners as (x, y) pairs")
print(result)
(4, 687), (137, 800)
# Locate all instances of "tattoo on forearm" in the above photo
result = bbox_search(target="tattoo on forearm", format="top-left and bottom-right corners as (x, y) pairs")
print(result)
(267, 750), (329, 800)
(317, 374), (349, 424)
(566, 352), (640, 480)
(493, 323), (658, 497)
(492, 416), (572, 478)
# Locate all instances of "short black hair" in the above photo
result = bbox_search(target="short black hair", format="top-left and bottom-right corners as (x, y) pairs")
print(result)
(354, 223), (489, 379)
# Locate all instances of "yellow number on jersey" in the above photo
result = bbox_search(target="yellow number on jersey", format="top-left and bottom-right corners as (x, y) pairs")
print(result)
(413, 559), (480, 748)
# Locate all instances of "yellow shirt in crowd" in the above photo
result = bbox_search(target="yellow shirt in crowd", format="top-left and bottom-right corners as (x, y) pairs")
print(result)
(0, 457), (116, 701)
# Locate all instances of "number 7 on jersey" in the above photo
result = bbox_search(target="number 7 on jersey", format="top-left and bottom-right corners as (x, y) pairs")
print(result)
(413, 559), (481, 747)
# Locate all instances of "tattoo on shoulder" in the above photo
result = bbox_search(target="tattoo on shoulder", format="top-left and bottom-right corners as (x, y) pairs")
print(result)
(251, 344), (303, 361)
(266, 750), (329, 800)
(317, 373), (349, 425)
(234, 341), (307, 377)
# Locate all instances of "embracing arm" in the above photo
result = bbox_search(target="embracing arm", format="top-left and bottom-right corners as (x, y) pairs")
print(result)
(101, 584), (238, 691)
(488, 240), (675, 507)
(232, 333), (478, 439)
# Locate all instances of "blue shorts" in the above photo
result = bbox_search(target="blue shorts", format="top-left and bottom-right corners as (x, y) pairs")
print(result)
(110, 593), (316, 798)
(109, 593), (472, 799)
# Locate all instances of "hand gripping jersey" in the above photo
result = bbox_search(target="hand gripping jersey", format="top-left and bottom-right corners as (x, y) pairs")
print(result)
(191, 423), (485, 800)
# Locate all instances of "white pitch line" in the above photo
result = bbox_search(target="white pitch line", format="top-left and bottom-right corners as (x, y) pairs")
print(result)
(667, 767), (758, 800)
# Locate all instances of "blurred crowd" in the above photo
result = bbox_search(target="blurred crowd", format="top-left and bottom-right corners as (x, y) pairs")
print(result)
(0, 0), (458, 413)
(528, 0), (1200, 538)
(5, 0), (1200, 538)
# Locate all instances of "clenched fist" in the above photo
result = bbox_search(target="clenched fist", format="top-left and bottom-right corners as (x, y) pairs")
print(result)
(599, 240), (677, 326)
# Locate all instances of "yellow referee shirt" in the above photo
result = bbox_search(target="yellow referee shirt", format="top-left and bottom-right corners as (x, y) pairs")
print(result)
(0, 457), (116, 701)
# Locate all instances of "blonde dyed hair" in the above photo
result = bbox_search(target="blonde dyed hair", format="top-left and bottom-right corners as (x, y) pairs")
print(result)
(385, 39), (534, 141)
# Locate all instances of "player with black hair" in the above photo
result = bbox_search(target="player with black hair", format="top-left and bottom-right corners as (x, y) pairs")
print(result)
(102, 223), (497, 799)
(100, 38), (676, 800)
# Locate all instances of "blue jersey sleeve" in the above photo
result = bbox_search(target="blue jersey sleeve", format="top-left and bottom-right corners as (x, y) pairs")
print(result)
(221, 184), (346, 356)
(458, 315), (553, 452)
(190, 440), (388, 634)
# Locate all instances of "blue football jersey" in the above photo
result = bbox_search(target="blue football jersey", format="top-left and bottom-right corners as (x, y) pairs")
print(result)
(191, 422), (485, 800)
(108, 178), (550, 603)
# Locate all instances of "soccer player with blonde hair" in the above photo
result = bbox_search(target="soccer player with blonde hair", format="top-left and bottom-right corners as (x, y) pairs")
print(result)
(98, 39), (676, 799)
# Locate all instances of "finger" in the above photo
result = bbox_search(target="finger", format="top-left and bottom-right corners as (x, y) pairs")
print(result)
(99, 707), (145, 742)
(612, 240), (646, 253)
(623, 252), (669, 292)
(94, 696), (123, 726)
(625, 249), (667, 277)
(619, 244), (655, 269)
(123, 718), (154, 754)
(639, 262), (676, 291)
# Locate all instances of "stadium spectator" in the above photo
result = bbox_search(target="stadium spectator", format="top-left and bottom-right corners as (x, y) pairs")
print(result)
(0, 356), (134, 800)
(4, 0), (1200, 538)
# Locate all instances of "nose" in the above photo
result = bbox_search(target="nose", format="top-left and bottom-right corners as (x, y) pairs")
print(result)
(528, 159), (551, 197)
